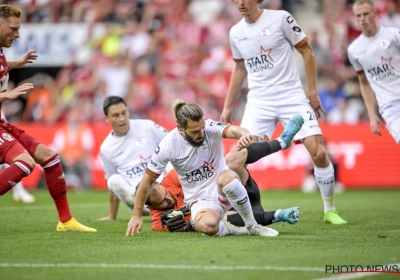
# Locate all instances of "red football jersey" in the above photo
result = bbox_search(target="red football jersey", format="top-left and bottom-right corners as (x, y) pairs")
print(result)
(0, 50), (10, 112)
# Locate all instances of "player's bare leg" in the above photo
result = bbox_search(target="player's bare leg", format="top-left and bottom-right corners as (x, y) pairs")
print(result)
(303, 135), (347, 225)
(33, 144), (97, 232)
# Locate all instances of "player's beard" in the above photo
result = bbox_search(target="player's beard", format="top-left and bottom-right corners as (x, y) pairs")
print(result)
(183, 131), (205, 148)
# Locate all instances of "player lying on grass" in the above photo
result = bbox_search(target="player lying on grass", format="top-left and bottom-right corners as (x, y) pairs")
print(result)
(146, 169), (301, 232)
(126, 99), (304, 237)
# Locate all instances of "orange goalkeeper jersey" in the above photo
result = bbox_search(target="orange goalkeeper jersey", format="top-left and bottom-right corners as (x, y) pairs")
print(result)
(151, 170), (190, 231)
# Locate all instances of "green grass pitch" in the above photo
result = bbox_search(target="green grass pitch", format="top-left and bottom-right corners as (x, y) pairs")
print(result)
(0, 189), (399, 280)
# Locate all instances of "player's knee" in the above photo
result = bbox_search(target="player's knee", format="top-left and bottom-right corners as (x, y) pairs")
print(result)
(217, 170), (240, 188)
(36, 145), (57, 163)
(107, 174), (124, 191)
(13, 153), (35, 169)
(224, 150), (243, 171)
(194, 212), (220, 236)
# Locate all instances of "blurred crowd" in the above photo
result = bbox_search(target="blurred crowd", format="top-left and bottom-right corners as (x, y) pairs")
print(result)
(3, 0), (399, 127)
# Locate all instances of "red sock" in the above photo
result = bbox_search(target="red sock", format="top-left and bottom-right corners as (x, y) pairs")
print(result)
(0, 160), (33, 195)
(41, 154), (72, 223)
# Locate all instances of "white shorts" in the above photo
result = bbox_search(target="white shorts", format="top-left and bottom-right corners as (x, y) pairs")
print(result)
(241, 97), (322, 141)
(382, 104), (400, 144)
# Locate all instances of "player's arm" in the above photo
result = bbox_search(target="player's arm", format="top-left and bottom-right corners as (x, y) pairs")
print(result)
(221, 59), (248, 123)
(108, 190), (120, 220)
(296, 41), (326, 118)
(223, 124), (253, 150)
(7, 50), (37, 70)
(0, 84), (34, 102)
(126, 171), (157, 236)
(356, 70), (383, 135)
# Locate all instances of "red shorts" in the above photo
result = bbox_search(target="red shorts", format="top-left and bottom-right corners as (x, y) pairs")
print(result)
(0, 118), (40, 164)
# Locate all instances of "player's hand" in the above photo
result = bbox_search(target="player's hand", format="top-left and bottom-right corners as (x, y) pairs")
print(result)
(16, 50), (38, 68)
(220, 108), (233, 124)
(7, 83), (34, 100)
(126, 215), (143, 236)
(369, 114), (384, 136)
(308, 94), (326, 119)
(160, 206), (190, 232)
(236, 132), (253, 151)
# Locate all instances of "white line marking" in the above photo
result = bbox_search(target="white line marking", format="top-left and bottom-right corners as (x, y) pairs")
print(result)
(0, 263), (325, 272)
(313, 263), (400, 280)
(0, 203), (106, 211)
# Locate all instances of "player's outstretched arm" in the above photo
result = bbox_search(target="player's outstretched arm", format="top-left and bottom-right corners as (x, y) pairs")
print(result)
(221, 59), (247, 124)
(126, 172), (156, 236)
(296, 41), (326, 118)
(7, 50), (38, 70)
(0, 83), (34, 102)
(356, 71), (384, 136)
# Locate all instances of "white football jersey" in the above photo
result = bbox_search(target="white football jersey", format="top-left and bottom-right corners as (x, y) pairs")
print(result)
(146, 119), (230, 204)
(100, 119), (168, 185)
(229, 9), (307, 101)
(348, 26), (400, 114)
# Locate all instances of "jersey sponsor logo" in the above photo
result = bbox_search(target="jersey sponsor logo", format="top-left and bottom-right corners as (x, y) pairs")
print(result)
(136, 138), (146, 147)
(246, 46), (274, 73)
(260, 28), (270, 38)
(2, 132), (13, 141)
(367, 56), (395, 81)
(173, 156), (189, 162)
(209, 121), (226, 127)
(379, 39), (390, 49)
(292, 25), (302, 35)
(185, 159), (215, 183)
(126, 156), (152, 178)
(286, 15), (294, 24)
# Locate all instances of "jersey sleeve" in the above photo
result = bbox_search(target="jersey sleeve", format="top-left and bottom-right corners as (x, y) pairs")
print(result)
(101, 152), (116, 180)
(146, 138), (171, 179)
(229, 28), (243, 60)
(280, 11), (308, 48)
(205, 119), (231, 140)
(149, 121), (169, 143)
(391, 28), (400, 48)
(347, 46), (363, 72)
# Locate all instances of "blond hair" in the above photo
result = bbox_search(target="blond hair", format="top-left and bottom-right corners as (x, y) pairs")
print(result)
(172, 99), (204, 129)
(0, 5), (21, 19)
(353, 0), (376, 12)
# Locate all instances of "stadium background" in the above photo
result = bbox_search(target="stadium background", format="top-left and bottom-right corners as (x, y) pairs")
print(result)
(3, 0), (400, 190)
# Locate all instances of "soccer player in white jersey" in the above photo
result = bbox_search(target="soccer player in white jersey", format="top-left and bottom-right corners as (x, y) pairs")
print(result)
(126, 99), (304, 237)
(220, 0), (347, 225)
(98, 96), (168, 220)
(348, 0), (400, 144)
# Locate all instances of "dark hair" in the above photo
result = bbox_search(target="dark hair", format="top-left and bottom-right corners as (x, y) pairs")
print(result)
(258, 0), (264, 3)
(0, 5), (21, 18)
(103, 96), (127, 116)
(172, 99), (204, 129)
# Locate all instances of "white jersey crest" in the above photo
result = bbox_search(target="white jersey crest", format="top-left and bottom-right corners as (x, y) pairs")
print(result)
(100, 119), (168, 185)
(147, 119), (230, 204)
(229, 9), (307, 101)
(348, 26), (400, 114)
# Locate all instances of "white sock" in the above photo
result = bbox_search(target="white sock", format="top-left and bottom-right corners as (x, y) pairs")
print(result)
(276, 137), (286, 149)
(274, 210), (281, 220)
(12, 182), (24, 192)
(222, 178), (257, 228)
(212, 220), (226, 237)
(314, 163), (335, 212)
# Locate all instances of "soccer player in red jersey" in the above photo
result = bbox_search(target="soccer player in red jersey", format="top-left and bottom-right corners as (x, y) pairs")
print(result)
(0, 5), (96, 232)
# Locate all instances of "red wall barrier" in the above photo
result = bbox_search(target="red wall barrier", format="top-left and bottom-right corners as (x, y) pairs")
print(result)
(16, 122), (400, 190)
